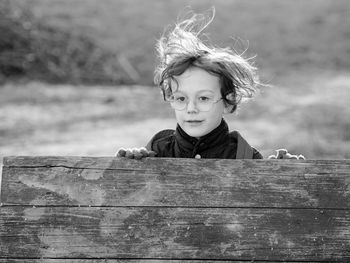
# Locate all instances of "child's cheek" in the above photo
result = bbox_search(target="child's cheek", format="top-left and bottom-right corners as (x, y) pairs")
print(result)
(174, 110), (185, 123)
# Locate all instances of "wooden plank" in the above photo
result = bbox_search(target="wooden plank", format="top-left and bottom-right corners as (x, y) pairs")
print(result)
(1, 206), (349, 261)
(2, 157), (350, 208)
(3, 156), (350, 173)
(0, 260), (298, 263)
(0, 260), (309, 263)
(1, 157), (350, 261)
(3, 156), (121, 169)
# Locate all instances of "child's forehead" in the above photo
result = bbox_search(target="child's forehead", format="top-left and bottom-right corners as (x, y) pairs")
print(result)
(173, 88), (215, 95)
(171, 67), (221, 93)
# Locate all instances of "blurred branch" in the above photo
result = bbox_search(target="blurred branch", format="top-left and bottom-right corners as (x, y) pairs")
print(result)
(117, 54), (140, 83)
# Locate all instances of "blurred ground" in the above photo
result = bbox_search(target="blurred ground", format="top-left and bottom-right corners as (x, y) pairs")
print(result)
(1, 0), (350, 172)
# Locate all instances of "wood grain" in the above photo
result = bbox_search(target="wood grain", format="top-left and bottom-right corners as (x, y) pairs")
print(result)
(1, 156), (350, 261)
(0, 260), (307, 263)
(2, 157), (350, 209)
(1, 206), (350, 260)
(0, 260), (319, 263)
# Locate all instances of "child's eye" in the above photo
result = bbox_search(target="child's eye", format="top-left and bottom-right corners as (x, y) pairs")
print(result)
(198, 96), (211, 102)
(175, 96), (186, 102)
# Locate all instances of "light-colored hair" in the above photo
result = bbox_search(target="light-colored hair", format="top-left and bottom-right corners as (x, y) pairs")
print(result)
(154, 9), (260, 113)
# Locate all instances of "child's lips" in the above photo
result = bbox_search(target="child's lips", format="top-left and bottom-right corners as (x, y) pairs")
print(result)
(185, 120), (203, 126)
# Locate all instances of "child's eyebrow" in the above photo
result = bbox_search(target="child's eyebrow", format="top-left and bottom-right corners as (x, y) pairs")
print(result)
(175, 89), (215, 94)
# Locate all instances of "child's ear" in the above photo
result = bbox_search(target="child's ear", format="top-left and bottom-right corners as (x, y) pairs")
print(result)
(223, 93), (235, 114)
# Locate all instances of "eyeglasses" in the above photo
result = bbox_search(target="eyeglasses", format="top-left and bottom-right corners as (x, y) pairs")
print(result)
(167, 93), (223, 112)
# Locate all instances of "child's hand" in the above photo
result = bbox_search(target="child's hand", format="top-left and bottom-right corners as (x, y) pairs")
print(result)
(116, 147), (157, 159)
(268, 149), (305, 160)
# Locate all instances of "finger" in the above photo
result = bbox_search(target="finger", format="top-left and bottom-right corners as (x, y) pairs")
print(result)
(125, 149), (134, 159)
(285, 153), (298, 159)
(116, 148), (126, 157)
(139, 147), (149, 156)
(298, 154), (306, 160)
(276, 149), (288, 159)
(132, 148), (143, 160)
(276, 149), (288, 155)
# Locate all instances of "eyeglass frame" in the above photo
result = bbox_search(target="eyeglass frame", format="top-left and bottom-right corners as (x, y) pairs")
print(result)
(166, 94), (224, 112)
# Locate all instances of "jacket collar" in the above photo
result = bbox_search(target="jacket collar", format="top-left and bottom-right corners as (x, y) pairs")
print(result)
(174, 119), (229, 157)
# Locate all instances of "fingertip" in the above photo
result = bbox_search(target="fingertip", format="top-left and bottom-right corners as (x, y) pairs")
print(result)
(125, 149), (134, 159)
(285, 153), (295, 159)
(140, 148), (148, 156)
(276, 149), (288, 159)
(116, 148), (126, 157)
(298, 154), (306, 160)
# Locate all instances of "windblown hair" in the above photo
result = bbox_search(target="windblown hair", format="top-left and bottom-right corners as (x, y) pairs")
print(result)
(154, 10), (260, 113)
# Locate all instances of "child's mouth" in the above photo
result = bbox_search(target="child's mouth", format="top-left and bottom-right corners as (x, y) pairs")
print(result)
(186, 120), (203, 126)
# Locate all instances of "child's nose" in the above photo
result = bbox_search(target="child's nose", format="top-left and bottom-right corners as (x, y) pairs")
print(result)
(186, 100), (199, 113)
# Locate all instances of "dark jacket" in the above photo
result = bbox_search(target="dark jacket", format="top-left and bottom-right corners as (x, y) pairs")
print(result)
(146, 119), (263, 159)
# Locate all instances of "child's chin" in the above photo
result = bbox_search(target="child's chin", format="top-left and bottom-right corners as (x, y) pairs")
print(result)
(184, 127), (208, 138)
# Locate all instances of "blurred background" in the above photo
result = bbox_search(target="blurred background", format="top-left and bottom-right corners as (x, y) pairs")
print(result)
(1, 0), (350, 166)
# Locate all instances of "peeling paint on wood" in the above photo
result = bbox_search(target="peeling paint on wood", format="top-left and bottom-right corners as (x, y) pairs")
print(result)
(1, 156), (350, 261)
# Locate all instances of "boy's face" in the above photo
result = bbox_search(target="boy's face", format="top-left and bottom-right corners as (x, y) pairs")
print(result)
(171, 67), (229, 138)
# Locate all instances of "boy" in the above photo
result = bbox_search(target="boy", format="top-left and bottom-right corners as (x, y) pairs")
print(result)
(117, 11), (304, 160)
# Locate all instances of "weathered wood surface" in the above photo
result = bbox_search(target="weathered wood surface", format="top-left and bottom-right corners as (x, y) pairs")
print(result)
(1, 206), (350, 260)
(1, 156), (350, 262)
(0, 261), (322, 263)
(0, 260), (321, 263)
(2, 156), (350, 208)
